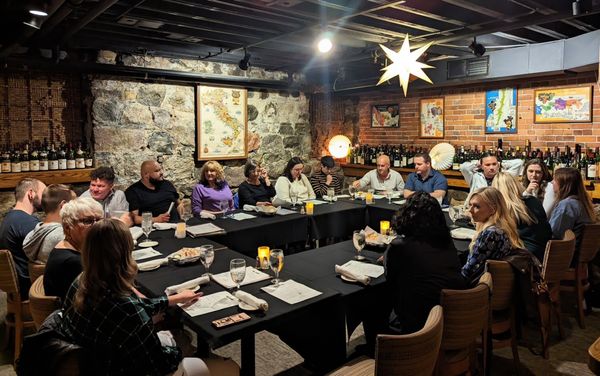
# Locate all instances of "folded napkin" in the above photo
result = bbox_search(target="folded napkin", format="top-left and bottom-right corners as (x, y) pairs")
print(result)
(335, 264), (371, 285)
(243, 204), (259, 212)
(364, 226), (396, 245)
(137, 257), (169, 271)
(233, 290), (269, 312)
(164, 276), (210, 295)
(129, 227), (144, 241)
(186, 223), (225, 237)
(199, 210), (216, 220)
(153, 223), (178, 230)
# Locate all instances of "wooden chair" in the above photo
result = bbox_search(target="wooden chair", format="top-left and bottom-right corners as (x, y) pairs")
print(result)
(486, 260), (520, 372)
(436, 272), (491, 376)
(561, 223), (600, 328)
(0, 249), (35, 363)
(536, 230), (576, 359)
(28, 261), (45, 284)
(589, 336), (600, 375)
(29, 275), (61, 330)
(328, 305), (444, 376)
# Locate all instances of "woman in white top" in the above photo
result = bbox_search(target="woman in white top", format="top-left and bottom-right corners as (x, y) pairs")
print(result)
(274, 157), (316, 205)
(521, 158), (555, 216)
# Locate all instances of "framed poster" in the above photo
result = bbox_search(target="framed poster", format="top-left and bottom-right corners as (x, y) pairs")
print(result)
(485, 88), (518, 134)
(196, 85), (248, 160)
(534, 86), (592, 123)
(371, 104), (399, 127)
(419, 97), (444, 138)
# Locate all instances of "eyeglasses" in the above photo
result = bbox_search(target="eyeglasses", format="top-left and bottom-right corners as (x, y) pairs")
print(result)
(78, 217), (102, 226)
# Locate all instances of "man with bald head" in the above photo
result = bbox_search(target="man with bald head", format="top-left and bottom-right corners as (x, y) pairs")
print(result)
(125, 160), (180, 224)
(352, 154), (404, 191)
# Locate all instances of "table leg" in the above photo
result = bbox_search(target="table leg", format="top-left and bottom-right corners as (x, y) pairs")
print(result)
(240, 334), (255, 376)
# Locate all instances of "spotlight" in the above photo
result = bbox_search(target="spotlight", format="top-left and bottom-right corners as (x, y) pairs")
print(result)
(28, 1), (48, 17)
(469, 37), (486, 57)
(317, 37), (333, 53)
(23, 16), (42, 29)
(238, 48), (251, 71)
(572, 0), (581, 16)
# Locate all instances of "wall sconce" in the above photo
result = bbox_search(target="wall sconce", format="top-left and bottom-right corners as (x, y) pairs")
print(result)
(23, 16), (42, 29)
(328, 135), (351, 159)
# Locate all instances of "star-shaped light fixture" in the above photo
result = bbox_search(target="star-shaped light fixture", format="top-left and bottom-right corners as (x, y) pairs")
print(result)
(377, 35), (434, 96)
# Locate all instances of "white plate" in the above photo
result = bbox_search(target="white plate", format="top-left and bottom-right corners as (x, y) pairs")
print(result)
(138, 240), (159, 248)
(238, 301), (259, 311)
(138, 264), (161, 272)
(341, 275), (358, 283)
(451, 228), (476, 240)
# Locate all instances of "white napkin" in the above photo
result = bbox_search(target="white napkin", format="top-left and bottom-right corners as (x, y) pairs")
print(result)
(129, 227), (144, 241)
(364, 226), (396, 245)
(153, 223), (178, 230)
(243, 204), (259, 212)
(132, 247), (162, 261)
(199, 211), (217, 220)
(335, 264), (371, 285)
(137, 257), (169, 271)
(211, 267), (271, 289)
(231, 212), (256, 221)
(233, 290), (269, 311)
(164, 276), (210, 295)
(186, 223), (225, 237)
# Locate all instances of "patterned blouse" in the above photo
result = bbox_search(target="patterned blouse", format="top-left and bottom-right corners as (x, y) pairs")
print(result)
(60, 279), (182, 375)
(461, 226), (514, 284)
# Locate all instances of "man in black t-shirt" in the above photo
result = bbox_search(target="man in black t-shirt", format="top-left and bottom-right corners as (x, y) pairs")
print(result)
(0, 178), (46, 299)
(125, 160), (181, 224)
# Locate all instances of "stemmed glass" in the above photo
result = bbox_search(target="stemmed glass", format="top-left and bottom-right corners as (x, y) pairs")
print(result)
(229, 259), (246, 290)
(290, 191), (298, 208)
(199, 245), (214, 277)
(352, 230), (366, 261)
(181, 198), (192, 223)
(348, 185), (356, 199)
(448, 206), (462, 229)
(327, 188), (335, 204)
(220, 200), (232, 218)
(385, 190), (393, 204)
(270, 249), (284, 286)
(139, 212), (157, 247)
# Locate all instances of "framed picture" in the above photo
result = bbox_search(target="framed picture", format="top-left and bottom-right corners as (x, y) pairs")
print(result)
(419, 98), (444, 138)
(196, 85), (248, 161)
(534, 86), (593, 123)
(371, 104), (399, 127)
(485, 88), (518, 134)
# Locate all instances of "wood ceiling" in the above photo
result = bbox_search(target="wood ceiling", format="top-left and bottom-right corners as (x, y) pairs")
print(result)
(1, 0), (599, 87)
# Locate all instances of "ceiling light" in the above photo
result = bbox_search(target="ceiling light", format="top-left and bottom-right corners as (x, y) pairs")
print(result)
(469, 37), (486, 57)
(238, 49), (251, 71)
(28, 1), (48, 17)
(23, 16), (42, 29)
(317, 37), (333, 53)
(572, 0), (581, 16)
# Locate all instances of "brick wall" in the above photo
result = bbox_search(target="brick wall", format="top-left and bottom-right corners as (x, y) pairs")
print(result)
(353, 71), (600, 151)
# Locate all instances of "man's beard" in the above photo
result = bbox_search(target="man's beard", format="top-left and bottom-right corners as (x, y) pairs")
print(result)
(33, 194), (43, 211)
(149, 177), (163, 187)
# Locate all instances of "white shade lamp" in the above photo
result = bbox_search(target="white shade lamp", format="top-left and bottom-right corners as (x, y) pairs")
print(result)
(328, 135), (351, 159)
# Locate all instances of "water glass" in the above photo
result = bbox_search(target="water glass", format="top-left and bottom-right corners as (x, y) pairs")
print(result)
(141, 212), (153, 242)
(230, 259), (246, 290)
(449, 206), (462, 228)
(385, 191), (393, 204)
(290, 192), (298, 208)
(348, 185), (356, 199)
(327, 187), (335, 203)
(199, 245), (214, 277)
(352, 230), (365, 260)
(220, 200), (232, 218)
(270, 249), (284, 286)
(181, 198), (192, 223)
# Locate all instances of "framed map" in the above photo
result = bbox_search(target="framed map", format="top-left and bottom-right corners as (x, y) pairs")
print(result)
(419, 98), (444, 138)
(534, 86), (592, 123)
(485, 88), (517, 134)
(196, 85), (248, 160)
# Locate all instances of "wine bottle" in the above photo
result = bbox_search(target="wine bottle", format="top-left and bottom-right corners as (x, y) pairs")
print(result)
(49, 143), (59, 170)
(39, 143), (48, 171)
(11, 147), (21, 173)
(1, 146), (10, 173)
(66, 143), (76, 169)
(75, 143), (85, 169)
(85, 146), (94, 168)
(29, 143), (39, 171)
(58, 143), (67, 170)
(20, 143), (30, 172)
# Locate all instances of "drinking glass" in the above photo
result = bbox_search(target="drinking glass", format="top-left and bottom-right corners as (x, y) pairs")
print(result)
(348, 185), (356, 199)
(270, 249), (284, 286)
(385, 190), (393, 204)
(230, 259), (246, 290)
(290, 191), (298, 208)
(220, 200), (232, 218)
(199, 245), (214, 277)
(352, 230), (366, 260)
(327, 187), (335, 203)
(449, 206), (462, 229)
(181, 198), (192, 223)
(141, 212), (153, 242)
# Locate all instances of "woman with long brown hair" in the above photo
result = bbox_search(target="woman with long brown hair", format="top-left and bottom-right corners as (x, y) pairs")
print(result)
(461, 187), (523, 284)
(521, 158), (554, 215)
(60, 219), (209, 375)
(549, 167), (596, 251)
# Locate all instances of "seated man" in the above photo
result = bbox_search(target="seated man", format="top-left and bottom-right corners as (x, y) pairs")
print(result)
(403, 153), (448, 204)
(23, 184), (76, 264)
(309, 156), (343, 197)
(0, 178), (46, 298)
(125, 160), (181, 224)
(460, 152), (523, 196)
(352, 154), (404, 192)
(80, 166), (129, 216)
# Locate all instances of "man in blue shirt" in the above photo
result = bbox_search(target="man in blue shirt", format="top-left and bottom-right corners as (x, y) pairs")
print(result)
(403, 153), (448, 204)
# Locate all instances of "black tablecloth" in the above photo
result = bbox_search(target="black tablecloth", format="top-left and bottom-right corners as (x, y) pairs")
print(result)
(307, 200), (366, 240)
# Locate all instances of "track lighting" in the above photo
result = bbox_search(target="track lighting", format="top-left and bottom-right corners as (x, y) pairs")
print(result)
(238, 48), (251, 71)
(469, 37), (486, 57)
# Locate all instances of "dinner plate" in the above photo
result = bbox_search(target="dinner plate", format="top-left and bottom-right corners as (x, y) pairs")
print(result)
(138, 263), (161, 272)
(238, 301), (259, 311)
(341, 274), (358, 283)
(138, 240), (159, 248)
(451, 228), (476, 240)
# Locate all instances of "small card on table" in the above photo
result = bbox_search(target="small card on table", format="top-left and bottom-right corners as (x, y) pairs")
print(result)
(132, 247), (162, 261)
(181, 291), (238, 317)
(340, 260), (385, 278)
(211, 267), (271, 289)
(261, 280), (322, 304)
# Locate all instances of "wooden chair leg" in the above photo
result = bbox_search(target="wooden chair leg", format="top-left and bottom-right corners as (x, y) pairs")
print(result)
(552, 296), (564, 340)
(537, 295), (551, 359)
(13, 315), (22, 364)
(576, 268), (586, 329)
(510, 308), (520, 372)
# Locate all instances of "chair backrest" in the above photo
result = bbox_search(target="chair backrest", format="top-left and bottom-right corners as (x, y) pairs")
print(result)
(375, 305), (444, 376)
(578, 223), (600, 264)
(0, 249), (21, 302)
(486, 260), (514, 311)
(29, 276), (61, 330)
(542, 230), (576, 284)
(440, 275), (491, 351)
(28, 261), (46, 283)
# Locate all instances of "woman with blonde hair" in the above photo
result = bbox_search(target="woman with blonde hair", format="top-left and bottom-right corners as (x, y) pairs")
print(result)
(549, 167), (596, 252)
(60, 219), (209, 375)
(461, 187), (523, 284)
(492, 172), (552, 261)
(192, 160), (233, 216)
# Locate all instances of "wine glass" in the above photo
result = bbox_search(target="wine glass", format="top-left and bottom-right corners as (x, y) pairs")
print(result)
(220, 200), (232, 218)
(352, 230), (366, 260)
(141, 212), (153, 244)
(199, 245), (214, 277)
(230, 259), (246, 290)
(385, 190), (393, 204)
(327, 187), (335, 204)
(348, 185), (356, 199)
(180, 198), (192, 223)
(269, 249), (284, 286)
(290, 191), (298, 208)
(448, 206), (462, 229)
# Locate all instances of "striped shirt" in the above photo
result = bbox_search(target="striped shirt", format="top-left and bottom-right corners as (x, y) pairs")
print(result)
(309, 170), (343, 197)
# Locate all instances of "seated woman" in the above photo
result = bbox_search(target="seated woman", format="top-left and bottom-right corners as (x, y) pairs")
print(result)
(462, 187), (523, 285)
(238, 159), (275, 207)
(493, 172), (552, 261)
(191, 160), (233, 216)
(60, 219), (210, 376)
(274, 157), (316, 205)
(44, 197), (103, 301)
(386, 191), (465, 334)
(522, 158), (555, 216)
(549, 167), (596, 252)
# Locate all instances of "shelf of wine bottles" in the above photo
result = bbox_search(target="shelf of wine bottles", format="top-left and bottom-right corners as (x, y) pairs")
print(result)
(0, 140), (94, 174)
